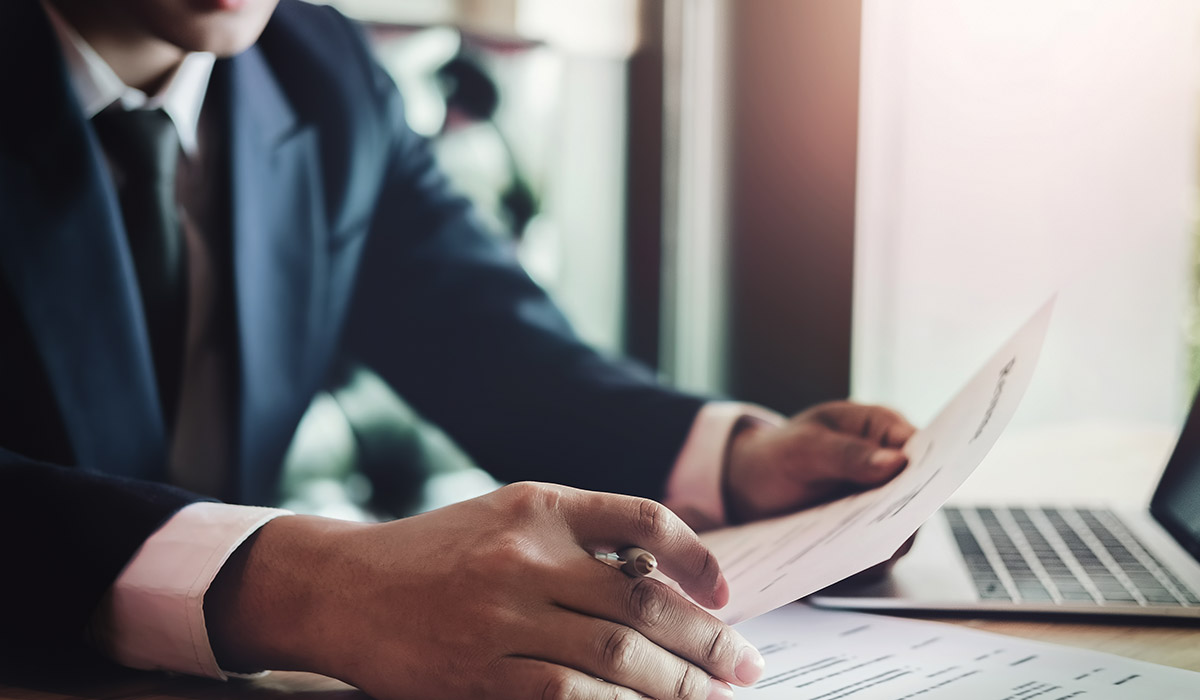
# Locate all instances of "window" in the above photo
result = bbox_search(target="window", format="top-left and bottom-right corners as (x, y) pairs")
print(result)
(853, 0), (1200, 433)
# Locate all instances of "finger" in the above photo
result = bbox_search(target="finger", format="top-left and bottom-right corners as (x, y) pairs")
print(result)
(555, 564), (764, 688)
(804, 429), (908, 487)
(809, 402), (916, 447)
(560, 490), (728, 609)
(526, 607), (739, 700)
(880, 417), (917, 448)
(493, 655), (652, 700)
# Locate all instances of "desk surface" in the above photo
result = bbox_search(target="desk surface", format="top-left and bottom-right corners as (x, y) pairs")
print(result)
(3, 616), (1198, 699)
(4, 424), (1199, 698)
(933, 616), (1200, 671)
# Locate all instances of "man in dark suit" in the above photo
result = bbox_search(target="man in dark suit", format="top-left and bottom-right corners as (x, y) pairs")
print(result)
(0, 1), (915, 698)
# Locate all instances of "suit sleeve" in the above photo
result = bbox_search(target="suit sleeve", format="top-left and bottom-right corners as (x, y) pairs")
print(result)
(338, 30), (706, 500)
(0, 449), (202, 673)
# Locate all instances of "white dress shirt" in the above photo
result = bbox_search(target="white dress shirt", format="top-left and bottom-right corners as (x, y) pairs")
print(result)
(42, 4), (783, 679)
(42, 2), (213, 155)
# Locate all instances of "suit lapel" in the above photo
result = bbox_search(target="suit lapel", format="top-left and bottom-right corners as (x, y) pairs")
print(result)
(221, 47), (327, 502)
(0, 0), (167, 477)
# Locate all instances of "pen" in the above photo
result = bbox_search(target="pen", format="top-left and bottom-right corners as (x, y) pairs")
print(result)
(595, 547), (657, 578)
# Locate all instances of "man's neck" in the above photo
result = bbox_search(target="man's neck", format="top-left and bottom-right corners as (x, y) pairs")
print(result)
(48, 0), (185, 95)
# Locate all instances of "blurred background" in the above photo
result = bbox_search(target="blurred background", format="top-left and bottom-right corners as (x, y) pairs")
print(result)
(285, 0), (1200, 517)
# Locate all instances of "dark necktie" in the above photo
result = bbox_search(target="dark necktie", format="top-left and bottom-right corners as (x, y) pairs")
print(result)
(92, 108), (188, 428)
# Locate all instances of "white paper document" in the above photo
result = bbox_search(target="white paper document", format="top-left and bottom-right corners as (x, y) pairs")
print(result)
(734, 604), (1198, 699)
(701, 301), (1056, 623)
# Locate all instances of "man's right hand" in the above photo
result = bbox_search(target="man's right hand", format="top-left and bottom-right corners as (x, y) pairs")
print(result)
(205, 482), (766, 700)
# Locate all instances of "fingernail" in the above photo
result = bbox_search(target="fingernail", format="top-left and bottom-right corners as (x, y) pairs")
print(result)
(711, 573), (731, 609)
(707, 678), (734, 700)
(735, 646), (765, 685)
(870, 449), (903, 469)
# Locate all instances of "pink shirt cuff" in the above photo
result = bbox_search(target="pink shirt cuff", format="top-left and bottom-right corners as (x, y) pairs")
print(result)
(664, 402), (784, 531)
(87, 403), (779, 676)
(89, 502), (290, 679)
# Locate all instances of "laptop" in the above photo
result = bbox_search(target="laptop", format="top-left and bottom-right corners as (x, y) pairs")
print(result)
(808, 390), (1200, 619)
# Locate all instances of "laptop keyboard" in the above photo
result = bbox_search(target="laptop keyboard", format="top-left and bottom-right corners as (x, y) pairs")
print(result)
(944, 506), (1200, 607)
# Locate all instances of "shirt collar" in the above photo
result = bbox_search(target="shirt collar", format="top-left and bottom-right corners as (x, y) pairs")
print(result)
(41, 1), (215, 157)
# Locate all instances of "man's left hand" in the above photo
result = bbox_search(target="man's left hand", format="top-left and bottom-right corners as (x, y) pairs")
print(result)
(723, 401), (917, 524)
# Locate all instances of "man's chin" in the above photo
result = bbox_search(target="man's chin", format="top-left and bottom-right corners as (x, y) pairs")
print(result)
(169, 25), (265, 57)
(145, 0), (279, 56)
(189, 0), (252, 10)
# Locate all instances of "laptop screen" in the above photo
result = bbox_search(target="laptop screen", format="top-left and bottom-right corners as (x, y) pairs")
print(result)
(1150, 389), (1200, 562)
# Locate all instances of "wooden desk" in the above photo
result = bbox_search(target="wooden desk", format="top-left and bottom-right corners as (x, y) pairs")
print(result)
(3, 615), (1198, 699)
(0, 669), (364, 699)
(935, 617), (1200, 671)
(4, 425), (1199, 697)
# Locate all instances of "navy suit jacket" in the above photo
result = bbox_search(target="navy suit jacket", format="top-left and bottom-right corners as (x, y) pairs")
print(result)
(0, 0), (705, 668)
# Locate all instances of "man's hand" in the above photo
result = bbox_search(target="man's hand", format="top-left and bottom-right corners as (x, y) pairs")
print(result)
(206, 482), (766, 700)
(724, 401), (916, 523)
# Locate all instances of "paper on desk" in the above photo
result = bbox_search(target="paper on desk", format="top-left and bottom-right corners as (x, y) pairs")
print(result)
(734, 604), (1198, 699)
(701, 300), (1055, 624)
